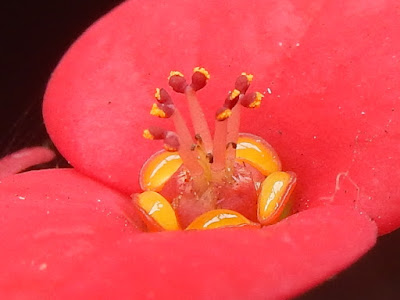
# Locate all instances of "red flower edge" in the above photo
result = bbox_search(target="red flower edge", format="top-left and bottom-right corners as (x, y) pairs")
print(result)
(43, 0), (400, 235)
(0, 169), (376, 299)
(0, 0), (399, 297)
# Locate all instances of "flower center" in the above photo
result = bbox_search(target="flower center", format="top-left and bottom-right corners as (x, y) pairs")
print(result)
(132, 68), (296, 231)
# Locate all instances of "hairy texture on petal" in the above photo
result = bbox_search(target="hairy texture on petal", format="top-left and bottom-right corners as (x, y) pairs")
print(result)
(0, 147), (55, 179)
(0, 169), (144, 298)
(0, 201), (376, 299)
(43, 0), (325, 195)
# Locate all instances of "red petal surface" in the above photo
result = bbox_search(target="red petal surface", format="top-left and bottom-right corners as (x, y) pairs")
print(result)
(43, 0), (400, 234)
(0, 169), (144, 297)
(241, 0), (400, 235)
(0, 147), (55, 180)
(0, 169), (376, 299)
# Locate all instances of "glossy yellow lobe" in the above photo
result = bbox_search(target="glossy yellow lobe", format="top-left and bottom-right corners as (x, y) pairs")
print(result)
(236, 133), (281, 176)
(257, 171), (297, 225)
(186, 209), (259, 230)
(139, 150), (183, 192)
(134, 191), (180, 231)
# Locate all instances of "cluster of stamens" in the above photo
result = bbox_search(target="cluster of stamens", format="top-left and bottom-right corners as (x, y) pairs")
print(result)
(133, 67), (296, 231)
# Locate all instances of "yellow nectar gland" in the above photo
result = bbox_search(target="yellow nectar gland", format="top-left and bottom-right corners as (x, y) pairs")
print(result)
(236, 133), (281, 176)
(134, 68), (297, 232)
(139, 150), (182, 192)
(257, 171), (297, 225)
(134, 191), (181, 231)
(186, 209), (259, 230)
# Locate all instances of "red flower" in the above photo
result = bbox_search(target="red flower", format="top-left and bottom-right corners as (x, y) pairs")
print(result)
(1, 0), (399, 298)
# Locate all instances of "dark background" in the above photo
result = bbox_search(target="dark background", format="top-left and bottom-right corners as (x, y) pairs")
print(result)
(1, 1), (399, 299)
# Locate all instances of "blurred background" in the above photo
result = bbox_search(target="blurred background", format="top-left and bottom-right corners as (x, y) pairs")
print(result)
(1, 1), (399, 299)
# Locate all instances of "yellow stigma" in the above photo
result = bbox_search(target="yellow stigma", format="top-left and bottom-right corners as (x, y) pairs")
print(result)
(241, 72), (254, 82)
(150, 103), (166, 118)
(193, 67), (210, 80)
(168, 71), (184, 80)
(143, 129), (154, 140)
(230, 89), (241, 100)
(154, 88), (161, 100)
(249, 92), (264, 108)
(217, 108), (232, 121)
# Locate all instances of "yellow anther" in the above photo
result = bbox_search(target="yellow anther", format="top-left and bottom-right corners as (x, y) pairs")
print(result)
(236, 133), (281, 176)
(186, 209), (259, 230)
(154, 88), (161, 100)
(193, 67), (210, 80)
(150, 103), (166, 118)
(216, 108), (232, 121)
(139, 150), (183, 192)
(168, 70), (184, 80)
(248, 92), (264, 108)
(241, 72), (254, 82)
(163, 144), (177, 152)
(143, 129), (154, 140)
(230, 89), (241, 100)
(257, 171), (297, 225)
(133, 191), (181, 231)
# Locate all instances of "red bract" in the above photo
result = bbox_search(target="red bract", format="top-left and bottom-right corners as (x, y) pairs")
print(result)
(1, 0), (399, 298)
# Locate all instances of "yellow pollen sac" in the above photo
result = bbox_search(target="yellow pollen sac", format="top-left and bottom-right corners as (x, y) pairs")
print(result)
(193, 67), (211, 79)
(257, 171), (297, 225)
(168, 70), (184, 80)
(133, 191), (181, 231)
(249, 92), (264, 108)
(154, 88), (161, 100)
(186, 209), (260, 230)
(230, 89), (241, 100)
(236, 133), (281, 176)
(150, 103), (166, 118)
(143, 129), (154, 140)
(216, 108), (232, 121)
(139, 150), (183, 192)
(241, 72), (254, 82)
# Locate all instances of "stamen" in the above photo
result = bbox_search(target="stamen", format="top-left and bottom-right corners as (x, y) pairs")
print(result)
(184, 87), (213, 153)
(186, 209), (259, 230)
(143, 127), (180, 152)
(241, 92), (264, 108)
(171, 67), (213, 154)
(190, 67), (210, 91)
(168, 71), (188, 93)
(149, 91), (206, 189)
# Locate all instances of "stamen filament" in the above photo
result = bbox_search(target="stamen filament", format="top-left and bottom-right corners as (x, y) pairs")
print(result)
(184, 86), (213, 153)
(171, 109), (208, 192)
(226, 104), (241, 172)
(211, 118), (228, 182)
